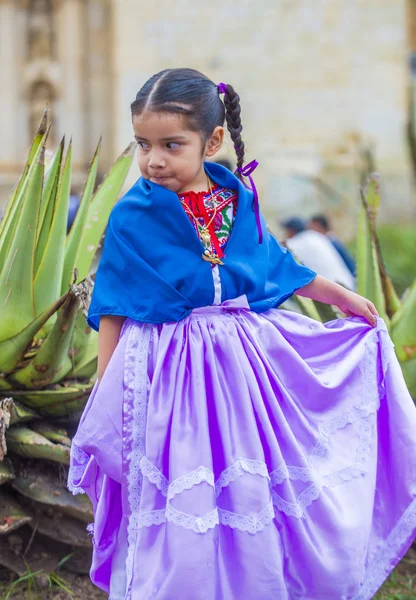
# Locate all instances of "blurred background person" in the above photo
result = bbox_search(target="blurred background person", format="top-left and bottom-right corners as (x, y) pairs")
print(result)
(281, 216), (356, 290)
(309, 213), (356, 276)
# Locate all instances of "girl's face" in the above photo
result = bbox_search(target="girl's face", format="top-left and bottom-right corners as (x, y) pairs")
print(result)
(132, 111), (224, 194)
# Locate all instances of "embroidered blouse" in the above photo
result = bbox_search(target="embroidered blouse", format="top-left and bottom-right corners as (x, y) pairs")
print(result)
(178, 186), (238, 259)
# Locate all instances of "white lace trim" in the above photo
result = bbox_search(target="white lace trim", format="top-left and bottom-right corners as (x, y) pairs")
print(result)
(309, 328), (388, 464)
(140, 455), (169, 496)
(168, 465), (215, 500)
(124, 324), (152, 599)
(134, 501), (275, 535)
(67, 443), (89, 495)
(269, 464), (315, 486)
(353, 496), (416, 599)
(215, 457), (269, 497)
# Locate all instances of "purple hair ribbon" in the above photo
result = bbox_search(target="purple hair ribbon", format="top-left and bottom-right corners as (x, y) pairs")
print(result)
(218, 82), (228, 94)
(237, 160), (263, 244)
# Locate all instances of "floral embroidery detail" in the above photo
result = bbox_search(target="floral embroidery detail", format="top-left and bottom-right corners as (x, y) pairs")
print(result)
(179, 186), (238, 254)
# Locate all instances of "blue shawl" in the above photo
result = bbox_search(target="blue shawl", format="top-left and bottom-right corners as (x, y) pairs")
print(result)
(88, 162), (316, 330)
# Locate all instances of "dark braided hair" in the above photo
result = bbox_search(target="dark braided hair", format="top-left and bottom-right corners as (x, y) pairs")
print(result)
(221, 84), (245, 175)
(131, 68), (246, 175)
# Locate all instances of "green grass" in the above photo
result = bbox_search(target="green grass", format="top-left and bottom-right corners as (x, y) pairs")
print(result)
(374, 551), (416, 599)
(0, 554), (75, 599)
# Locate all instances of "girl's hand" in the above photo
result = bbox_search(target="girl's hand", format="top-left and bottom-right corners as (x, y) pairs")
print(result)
(296, 276), (379, 327)
(336, 291), (379, 327)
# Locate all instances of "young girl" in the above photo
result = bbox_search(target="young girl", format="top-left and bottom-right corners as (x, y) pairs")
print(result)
(69, 68), (416, 600)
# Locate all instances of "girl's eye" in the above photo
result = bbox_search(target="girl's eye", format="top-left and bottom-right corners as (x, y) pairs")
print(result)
(137, 141), (150, 149)
(167, 142), (181, 150)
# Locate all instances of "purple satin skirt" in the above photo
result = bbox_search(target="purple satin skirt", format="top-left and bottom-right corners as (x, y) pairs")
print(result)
(68, 297), (416, 600)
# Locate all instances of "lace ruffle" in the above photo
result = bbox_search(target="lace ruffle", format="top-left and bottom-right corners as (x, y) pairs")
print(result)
(354, 497), (416, 599)
(215, 457), (269, 497)
(67, 443), (90, 495)
(124, 324), (152, 599)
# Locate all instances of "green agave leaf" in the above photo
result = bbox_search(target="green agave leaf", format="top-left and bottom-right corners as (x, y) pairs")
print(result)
(70, 356), (98, 381)
(35, 138), (65, 274)
(11, 289), (80, 389)
(356, 179), (389, 326)
(0, 291), (67, 374)
(290, 296), (323, 322)
(313, 300), (339, 323)
(362, 174), (401, 318)
(0, 491), (32, 534)
(6, 383), (92, 417)
(0, 458), (15, 486)
(6, 426), (70, 464)
(29, 510), (92, 548)
(8, 400), (40, 425)
(34, 142), (72, 316)
(0, 110), (48, 245)
(75, 142), (135, 282)
(67, 319), (98, 378)
(400, 357), (416, 399)
(13, 469), (93, 523)
(391, 281), (416, 363)
(0, 376), (12, 391)
(0, 149), (44, 341)
(31, 422), (71, 446)
(61, 138), (101, 293)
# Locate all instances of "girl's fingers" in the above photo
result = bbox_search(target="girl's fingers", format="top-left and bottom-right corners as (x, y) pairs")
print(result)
(367, 300), (379, 317)
(365, 307), (377, 326)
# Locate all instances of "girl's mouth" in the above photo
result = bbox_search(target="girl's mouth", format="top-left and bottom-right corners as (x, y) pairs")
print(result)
(151, 176), (171, 184)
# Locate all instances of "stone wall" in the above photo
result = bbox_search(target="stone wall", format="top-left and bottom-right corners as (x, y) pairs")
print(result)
(112, 0), (415, 238)
(1, 0), (415, 239)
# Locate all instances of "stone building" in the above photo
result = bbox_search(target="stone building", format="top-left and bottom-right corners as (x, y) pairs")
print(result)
(1, 0), (415, 237)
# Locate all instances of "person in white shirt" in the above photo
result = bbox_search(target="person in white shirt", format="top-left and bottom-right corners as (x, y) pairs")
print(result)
(281, 217), (355, 291)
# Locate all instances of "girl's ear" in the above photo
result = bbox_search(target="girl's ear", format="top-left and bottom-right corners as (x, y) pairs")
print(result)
(205, 126), (224, 158)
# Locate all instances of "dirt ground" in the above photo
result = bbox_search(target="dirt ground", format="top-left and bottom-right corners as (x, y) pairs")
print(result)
(1, 548), (415, 599)
(0, 568), (106, 600)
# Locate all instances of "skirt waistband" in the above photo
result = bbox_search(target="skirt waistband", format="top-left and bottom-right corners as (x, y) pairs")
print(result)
(191, 295), (250, 316)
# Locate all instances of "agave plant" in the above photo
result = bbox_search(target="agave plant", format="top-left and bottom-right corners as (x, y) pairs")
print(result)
(293, 173), (416, 397)
(0, 111), (135, 576)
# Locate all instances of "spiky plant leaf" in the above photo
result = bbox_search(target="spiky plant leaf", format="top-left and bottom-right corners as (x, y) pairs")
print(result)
(5, 427), (70, 464)
(61, 139), (101, 293)
(74, 142), (136, 282)
(0, 149), (44, 340)
(29, 509), (92, 548)
(400, 357), (416, 399)
(314, 300), (339, 323)
(68, 312), (94, 368)
(31, 422), (71, 446)
(8, 400), (40, 425)
(391, 282), (416, 363)
(34, 138), (64, 274)
(0, 111), (48, 246)
(4, 383), (91, 417)
(0, 491), (32, 534)
(34, 142), (72, 316)
(356, 177), (389, 325)
(0, 458), (15, 486)
(12, 469), (92, 523)
(10, 290), (80, 389)
(290, 296), (323, 322)
(362, 174), (401, 317)
(0, 292), (67, 374)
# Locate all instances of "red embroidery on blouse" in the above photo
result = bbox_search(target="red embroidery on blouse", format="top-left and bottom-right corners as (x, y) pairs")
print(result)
(179, 186), (238, 259)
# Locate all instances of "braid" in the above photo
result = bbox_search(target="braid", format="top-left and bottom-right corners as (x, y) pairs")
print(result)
(222, 84), (245, 176)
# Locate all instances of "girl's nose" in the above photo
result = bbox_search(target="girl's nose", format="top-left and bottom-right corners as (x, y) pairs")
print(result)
(148, 151), (166, 169)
